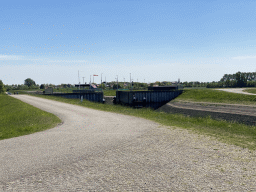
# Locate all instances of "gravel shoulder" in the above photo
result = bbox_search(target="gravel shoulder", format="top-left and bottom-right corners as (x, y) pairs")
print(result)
(1, 95), (256, 191)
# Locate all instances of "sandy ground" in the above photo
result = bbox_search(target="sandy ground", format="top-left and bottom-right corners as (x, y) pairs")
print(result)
(215, 88), (256, 95)
(1, 95), (256, 191)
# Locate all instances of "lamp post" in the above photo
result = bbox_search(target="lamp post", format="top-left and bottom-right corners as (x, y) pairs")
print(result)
(101, 73), (103, 85)
(116, 75), (118, 90)
(130, 73), (131, 89)
(78, 70), (80, 90)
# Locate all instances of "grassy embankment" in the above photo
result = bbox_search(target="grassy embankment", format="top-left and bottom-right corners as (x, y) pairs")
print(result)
(243, 88), (256, 94)
(0, 94), (61, 140)
(19, 88), (256, 150)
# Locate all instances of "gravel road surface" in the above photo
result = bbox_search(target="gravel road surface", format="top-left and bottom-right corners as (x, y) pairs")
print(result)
(1, 95), (256, 191)
(215, 88), (256, 95)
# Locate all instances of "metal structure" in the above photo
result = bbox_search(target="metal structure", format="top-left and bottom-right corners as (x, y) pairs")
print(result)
(47, 92), (104, 103)
(115, 85), (183, 109)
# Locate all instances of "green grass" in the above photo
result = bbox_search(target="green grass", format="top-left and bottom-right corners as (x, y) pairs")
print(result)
(243, 88), (256, 94)
(52, 88), (74, 93)
(0, 94), (62, 140)
(103, 89), (149, 96)
(22, 93), (256, 151)
(173, 89), (256, 105)
(103, 90), (117, 96)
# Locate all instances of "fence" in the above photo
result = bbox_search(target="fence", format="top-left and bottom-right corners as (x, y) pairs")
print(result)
(116, 90), (182, 104)
(44, 92), (104, 102)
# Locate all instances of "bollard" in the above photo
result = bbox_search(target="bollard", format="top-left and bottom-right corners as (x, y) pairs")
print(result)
(143, 97), (146, 107)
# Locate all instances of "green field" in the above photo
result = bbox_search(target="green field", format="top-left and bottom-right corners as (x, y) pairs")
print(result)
(19, 89), (256, 151)
(243, 88), (256, 94)
(0, 94), (62, 140)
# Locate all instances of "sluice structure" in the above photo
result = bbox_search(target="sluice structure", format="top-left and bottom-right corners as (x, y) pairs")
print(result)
(46, 92), (104, 102)
(116, 86), (183, 109)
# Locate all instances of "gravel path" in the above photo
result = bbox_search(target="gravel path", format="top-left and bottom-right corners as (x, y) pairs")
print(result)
(1, 95), (256, 191)
(215, 88), (256, 95)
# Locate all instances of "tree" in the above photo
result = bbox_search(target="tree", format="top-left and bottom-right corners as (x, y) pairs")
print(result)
(0, 80), (6, 94)
(113, 83), (123, 90)
(40, 84), (45, 89)
(235, 72), (246, 87)
(24, 78), (36, 88)
(98, 83), (106, 89)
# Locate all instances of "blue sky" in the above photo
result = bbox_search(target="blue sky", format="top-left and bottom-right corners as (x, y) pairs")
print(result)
(1, 0), (256, 85)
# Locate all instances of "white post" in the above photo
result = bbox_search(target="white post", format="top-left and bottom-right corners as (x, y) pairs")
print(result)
(78, 70), (80, 90)
(130, 73), (131, 89)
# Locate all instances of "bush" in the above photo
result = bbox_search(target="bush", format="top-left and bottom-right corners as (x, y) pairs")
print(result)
(0, 80), (6, 94)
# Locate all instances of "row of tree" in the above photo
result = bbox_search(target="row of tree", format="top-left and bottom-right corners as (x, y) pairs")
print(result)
(180, 71), (256, 88)
(1, 71), (255, 93)
(220, 72), (256, 82)
(206, 71), (255, 88)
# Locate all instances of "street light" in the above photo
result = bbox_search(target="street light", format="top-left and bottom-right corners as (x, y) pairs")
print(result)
(130, 73), (131, 89)
(101, 73), (103, 85)
(116, 75), (118, 90)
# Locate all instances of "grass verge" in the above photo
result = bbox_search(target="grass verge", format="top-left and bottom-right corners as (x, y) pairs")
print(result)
(173, 88), (256, 105)
(0, 94), (62, 140)
(22, 93), (256, 151)
(243, 88), (256, 94)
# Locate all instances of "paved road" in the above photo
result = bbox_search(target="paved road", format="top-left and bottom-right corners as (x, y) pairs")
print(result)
(1, 95), (256, 191)
(215, 88), (256, 95)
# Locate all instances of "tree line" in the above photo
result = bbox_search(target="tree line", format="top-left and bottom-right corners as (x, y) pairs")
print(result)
(181, 72), (256, 88)
(206, 72), (256, 88)
(1, 71), (255, 94)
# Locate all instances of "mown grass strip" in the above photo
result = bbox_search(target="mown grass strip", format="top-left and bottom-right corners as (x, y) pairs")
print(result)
(24, 93), (256, 151)
(0, 94), (62, 140)
(174, 89), (256, 105)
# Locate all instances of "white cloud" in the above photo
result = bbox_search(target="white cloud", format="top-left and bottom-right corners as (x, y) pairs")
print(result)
(47, 59), (88, 63)
(0, 55), (24, 60)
